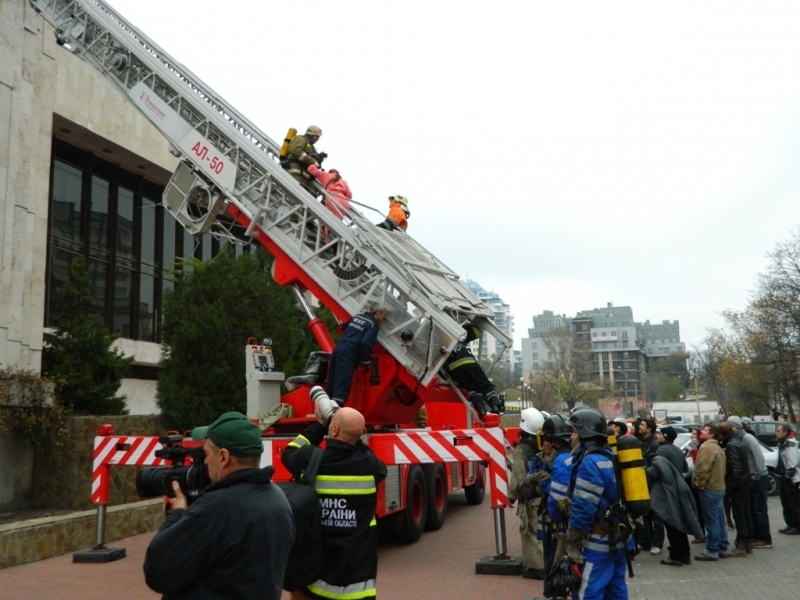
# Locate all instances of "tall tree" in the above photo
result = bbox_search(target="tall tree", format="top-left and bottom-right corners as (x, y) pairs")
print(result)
(42, 256), (132, 415)
(541, 327), (596, 409)
(157, 248), (333, 429)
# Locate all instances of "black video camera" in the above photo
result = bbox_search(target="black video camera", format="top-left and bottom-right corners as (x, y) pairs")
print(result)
(311, 151), (328, 165)
(135, 435), (211, 502)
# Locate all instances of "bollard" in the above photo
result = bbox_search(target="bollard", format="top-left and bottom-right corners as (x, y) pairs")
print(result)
(475, 506), (523, 575)
(474, 425), (524, 577)
(73, 425), (127, 563)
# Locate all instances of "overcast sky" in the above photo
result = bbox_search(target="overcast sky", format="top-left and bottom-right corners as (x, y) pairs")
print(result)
(107, 0), (800, 352)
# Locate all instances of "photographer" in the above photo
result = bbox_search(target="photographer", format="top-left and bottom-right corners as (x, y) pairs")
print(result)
(143, 411), (294, 600)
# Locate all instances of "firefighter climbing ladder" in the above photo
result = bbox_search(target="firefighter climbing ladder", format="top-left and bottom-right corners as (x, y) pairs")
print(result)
(28, 0), (511, 384)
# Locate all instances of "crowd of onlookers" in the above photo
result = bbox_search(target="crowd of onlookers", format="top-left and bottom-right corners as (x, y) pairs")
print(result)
(609, 415), (800, 566)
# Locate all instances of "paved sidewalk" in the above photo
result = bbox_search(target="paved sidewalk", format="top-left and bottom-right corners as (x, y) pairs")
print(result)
(0, 495), (797, 599)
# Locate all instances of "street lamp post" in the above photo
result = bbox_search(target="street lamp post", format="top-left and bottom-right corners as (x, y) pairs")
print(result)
(519, 377), (525, 410)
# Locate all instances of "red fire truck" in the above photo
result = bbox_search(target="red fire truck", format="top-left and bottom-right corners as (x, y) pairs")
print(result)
(31, 0), (519, 567)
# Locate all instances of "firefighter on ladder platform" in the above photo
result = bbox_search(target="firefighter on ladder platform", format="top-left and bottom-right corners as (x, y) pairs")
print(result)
(318, 303), (388, 420)
(442, 323), (503, 416)
(282, 125), (325, 196)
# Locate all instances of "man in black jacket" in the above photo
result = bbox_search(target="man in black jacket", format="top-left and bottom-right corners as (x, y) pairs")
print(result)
(720, 419), (752, 556)
(282, 405), (387, 600)
(144, 412), (294, 600)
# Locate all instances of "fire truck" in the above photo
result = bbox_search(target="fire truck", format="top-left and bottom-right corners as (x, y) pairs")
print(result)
(30, 0), (518, 565)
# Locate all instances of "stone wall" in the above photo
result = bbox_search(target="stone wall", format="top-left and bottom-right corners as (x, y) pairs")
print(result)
(0, 499), (163, 569)
(0, 430), (34, 510)
(29, 414), (166, 510)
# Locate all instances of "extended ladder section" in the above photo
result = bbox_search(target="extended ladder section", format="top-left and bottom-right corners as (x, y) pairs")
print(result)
(30, 0), (512, 385)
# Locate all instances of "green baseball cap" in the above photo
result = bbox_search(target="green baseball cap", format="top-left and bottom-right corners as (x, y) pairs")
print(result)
(191, 412), (263, 457)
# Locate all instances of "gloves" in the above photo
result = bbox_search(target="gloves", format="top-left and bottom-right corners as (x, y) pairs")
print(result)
(565, 526), (587, 565)
(557, 496), (572, 517)
(529, 470), (551, 484)
(517, 475), (538, 503)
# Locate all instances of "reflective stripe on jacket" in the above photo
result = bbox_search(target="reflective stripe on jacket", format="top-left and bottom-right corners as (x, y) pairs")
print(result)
(281, 422), (387, 599)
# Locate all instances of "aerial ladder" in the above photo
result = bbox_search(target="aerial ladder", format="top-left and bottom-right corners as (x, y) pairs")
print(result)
(30, 0), (520, 570)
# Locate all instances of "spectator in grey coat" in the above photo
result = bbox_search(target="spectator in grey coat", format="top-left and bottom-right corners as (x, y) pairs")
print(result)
(775, 423), (800, 535)
(647, 454), (704, 567)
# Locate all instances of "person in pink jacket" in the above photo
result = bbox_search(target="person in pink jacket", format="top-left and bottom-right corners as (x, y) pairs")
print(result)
(307, 164), (351, 220)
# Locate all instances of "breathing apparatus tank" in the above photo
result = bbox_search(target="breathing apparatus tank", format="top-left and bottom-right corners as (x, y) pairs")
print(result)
(612, 434), (650, 518)
(279, 127), (297, 160)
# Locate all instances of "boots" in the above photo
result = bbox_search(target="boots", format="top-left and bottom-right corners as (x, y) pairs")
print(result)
(310, 386), (340, 423)
(468, 393), (487, 418)
(485, 391), (503, 415)
(728, 543), (748, 557)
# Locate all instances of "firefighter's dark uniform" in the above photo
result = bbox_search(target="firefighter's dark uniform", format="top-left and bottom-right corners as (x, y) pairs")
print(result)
(443, 324), (502, 413)
(327, 312), (381, 404)
(285, 133), (319, 195)
(282, 422), (388, 600)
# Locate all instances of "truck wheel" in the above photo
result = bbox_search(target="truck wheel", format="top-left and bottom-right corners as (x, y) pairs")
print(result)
(423, 464), (448, 531)
(464, 463), (486, 505)
(399, 465), (427, 543)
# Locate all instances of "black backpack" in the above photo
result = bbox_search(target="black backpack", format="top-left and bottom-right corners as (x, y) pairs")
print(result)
(277, 447), (325, 592)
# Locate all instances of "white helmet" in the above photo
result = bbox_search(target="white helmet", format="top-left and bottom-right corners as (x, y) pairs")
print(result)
(520, 407), (545, 435)
(389, 194), (408, 207)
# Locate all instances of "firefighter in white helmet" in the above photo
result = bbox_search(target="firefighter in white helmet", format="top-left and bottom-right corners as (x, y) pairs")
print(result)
(376, 195), (410, 231)
(508, 407), (547, 579)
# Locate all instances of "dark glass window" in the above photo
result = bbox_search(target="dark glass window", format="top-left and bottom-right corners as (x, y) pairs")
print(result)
(50, 161), (84, 253)
(46, 139), (244, 342)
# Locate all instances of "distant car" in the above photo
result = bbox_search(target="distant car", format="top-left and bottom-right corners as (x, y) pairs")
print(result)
(676, 432), (779, 496)
(749, 421), (783, 447)
(656, 425), (689, 434)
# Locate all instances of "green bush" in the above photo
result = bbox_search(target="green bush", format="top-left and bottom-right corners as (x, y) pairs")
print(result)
(157, 248), (333, 430)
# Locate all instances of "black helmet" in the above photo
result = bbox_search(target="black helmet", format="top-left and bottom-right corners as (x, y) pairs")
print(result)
(567, 408), (607, 440)
(542, 414), (572, 442)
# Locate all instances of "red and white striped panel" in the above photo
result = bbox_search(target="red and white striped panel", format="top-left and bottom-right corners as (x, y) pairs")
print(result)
(91, 436), (164, 503)
(370, 427), (509, 506)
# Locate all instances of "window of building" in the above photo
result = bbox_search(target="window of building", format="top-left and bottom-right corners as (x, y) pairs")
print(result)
(611, 331), (617, 336)
(531, 342), (537, 350)
(547, 352), (553, 359)
(531, 353), (538, 359)
(533, 362), (538, 369)
(46, 139), (251, 342)
(592, 332), (597, 338)
(601, 332), (607, 337)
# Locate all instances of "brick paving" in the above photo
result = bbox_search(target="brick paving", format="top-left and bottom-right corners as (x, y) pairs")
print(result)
(0, 495), (797, 599)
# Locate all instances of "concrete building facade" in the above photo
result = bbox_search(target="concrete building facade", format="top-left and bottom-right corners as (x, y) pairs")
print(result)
(521, 303), (685, 404)
(1, 0), (181, 414)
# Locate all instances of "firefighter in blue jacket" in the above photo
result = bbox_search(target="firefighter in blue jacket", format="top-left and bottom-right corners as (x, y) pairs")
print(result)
(530, 413), (574, 599)
(562, 408), (628, 600)
(322, 303), (387, 417)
